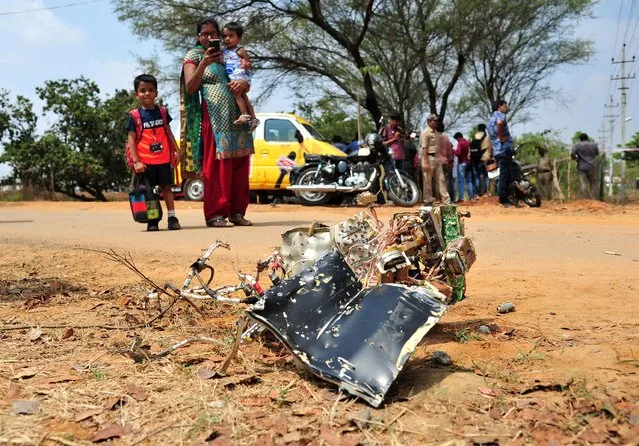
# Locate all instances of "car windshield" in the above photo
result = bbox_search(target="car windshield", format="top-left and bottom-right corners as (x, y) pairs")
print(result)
(302, 123), (328, 142)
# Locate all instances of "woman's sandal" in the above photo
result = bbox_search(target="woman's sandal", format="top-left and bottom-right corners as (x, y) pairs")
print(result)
(229, 214), (252, 226)
(206, 216), (234, 228)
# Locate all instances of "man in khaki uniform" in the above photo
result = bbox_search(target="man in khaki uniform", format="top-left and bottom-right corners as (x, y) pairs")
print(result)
(420, 114), (450, 204)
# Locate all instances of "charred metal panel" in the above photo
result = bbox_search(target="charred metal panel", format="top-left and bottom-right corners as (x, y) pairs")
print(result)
(248, 249), (447, 407)
(278, 224), (334, 277)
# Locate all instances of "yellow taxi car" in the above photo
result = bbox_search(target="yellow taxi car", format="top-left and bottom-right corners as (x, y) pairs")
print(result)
(172, 113), (344, 200)
(249, 113), (345, 191)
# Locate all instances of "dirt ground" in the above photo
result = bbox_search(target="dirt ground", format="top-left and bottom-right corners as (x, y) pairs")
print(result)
(0, 198), (638, 446)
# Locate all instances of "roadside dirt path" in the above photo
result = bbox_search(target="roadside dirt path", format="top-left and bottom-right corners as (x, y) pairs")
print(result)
(0, 200), (638, 445)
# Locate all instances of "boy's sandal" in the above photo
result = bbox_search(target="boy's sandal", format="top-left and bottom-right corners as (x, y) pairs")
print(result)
(229, 213), (252, 226)
(206, 216), (234, 228)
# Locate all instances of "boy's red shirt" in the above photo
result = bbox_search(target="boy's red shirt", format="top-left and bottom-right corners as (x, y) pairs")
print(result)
(127, 106), (172, 165)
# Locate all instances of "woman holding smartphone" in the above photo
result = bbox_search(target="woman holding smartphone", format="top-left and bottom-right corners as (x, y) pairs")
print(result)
(181, 17), (255, 228)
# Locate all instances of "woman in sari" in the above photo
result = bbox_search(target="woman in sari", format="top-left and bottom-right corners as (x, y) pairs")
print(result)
(181, 17), (254, 227)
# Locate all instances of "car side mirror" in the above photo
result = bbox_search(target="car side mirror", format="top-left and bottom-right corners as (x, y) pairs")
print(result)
(294, 130), (304, 144)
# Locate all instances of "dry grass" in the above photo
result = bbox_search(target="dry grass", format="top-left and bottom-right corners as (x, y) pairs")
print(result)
(1, 245), (638, 445)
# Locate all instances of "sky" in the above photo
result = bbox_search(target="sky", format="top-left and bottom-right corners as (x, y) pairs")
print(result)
(0, 0), (638, 178)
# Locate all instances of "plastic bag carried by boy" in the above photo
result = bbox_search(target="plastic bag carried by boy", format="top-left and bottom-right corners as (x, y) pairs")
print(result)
(129, 175), (163, 223)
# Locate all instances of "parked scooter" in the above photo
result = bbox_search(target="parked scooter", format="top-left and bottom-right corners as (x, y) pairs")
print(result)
(288, 132), (420, 206)
(487, 145), (541, 207)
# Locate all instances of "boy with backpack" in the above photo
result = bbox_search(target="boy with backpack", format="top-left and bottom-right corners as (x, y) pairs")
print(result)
(126, 74), (181, 231)
(470, 123), (491, 197)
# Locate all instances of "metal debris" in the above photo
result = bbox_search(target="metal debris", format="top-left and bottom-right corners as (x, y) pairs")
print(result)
(159, 204), (476, 407)
(249, 249), (448, 406)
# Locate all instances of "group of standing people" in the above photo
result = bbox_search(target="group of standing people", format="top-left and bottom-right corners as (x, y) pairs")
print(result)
(417, 115), (493, 206)
(128, 16), (256, 231)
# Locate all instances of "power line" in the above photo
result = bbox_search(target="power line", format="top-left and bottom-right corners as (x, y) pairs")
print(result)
(0, 0), (105, 17)
(607, 0), (626, 107)
(613, 0), (625, 61)
(625, 0), (639, 61)
(623, 0), (637, 44)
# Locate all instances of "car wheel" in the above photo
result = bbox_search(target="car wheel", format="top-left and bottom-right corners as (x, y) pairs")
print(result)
(184, 178), (204, 201)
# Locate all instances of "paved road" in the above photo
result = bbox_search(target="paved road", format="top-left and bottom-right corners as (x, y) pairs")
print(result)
(1, 202), (637, 270)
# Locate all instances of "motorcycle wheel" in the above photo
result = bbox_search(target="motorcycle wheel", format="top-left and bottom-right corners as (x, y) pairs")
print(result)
(523, 185), (542, 207)
(386, 172), (420, 206)
(294, 168), (332, 206)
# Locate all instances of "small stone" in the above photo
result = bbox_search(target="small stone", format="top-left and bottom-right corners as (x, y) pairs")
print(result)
(431, 350), (452, 366)
(208, 400), (225, 409)
(561, 333), (573, 341)
(497, 303), (516, 314)
(478, 325), (492, 334)
(62, 327), (74, 339)
(12, 400), (39, 415)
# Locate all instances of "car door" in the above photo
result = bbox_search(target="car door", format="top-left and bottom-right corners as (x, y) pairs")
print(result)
(257, 118), (303, 189)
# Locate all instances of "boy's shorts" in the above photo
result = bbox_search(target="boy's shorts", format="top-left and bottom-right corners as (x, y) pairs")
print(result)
(141, 163), (173, 188)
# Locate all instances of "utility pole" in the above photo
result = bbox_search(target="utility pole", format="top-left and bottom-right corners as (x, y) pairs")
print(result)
(604, 95), (619, 196)
(612, 43), (635, 202)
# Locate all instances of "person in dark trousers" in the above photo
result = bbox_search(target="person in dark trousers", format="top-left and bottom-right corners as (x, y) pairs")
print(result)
(437, 121), (455, 204)
(570, 133), (600, 199)
(402, 132), (418, 180)
(470, 123), (490, 196)
(536, 146), (553, 200)
(487, 100), (514, 207)
(453, 132), (474, 201)
(381, 114), (406, 171)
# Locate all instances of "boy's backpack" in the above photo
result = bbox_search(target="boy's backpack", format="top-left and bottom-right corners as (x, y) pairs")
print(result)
(128, 174), (163, 223)
(125, 106), (170, 168)
(470, 132), (486, 163)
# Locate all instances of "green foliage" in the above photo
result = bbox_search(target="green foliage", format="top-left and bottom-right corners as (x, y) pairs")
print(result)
(293, 96), (375, 143)
(458, 0), (594, 122)
(0, 78), (136, 201)
(113, 0), (594, 128)
(625, 132), (639, 164)
(514, 131), (569, 165)
(0, 90), (10, 138)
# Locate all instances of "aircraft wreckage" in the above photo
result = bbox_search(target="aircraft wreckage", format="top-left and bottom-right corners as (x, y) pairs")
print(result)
(171, 204), (476, 407)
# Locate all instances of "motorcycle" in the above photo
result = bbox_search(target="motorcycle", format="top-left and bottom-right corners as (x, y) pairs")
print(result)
(287, 132), (420, 206)
(487, 145), (541, 207)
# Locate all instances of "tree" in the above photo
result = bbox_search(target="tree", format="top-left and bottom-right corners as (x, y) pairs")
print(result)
(0, 79), (136, 200)
(363, 0), (487, 128)
(625, 132), (639, 164)
(0, 94), (40, 191)
(466, 0), (595, 123)
(113, 0), (487, 129)
(114, 0), (594, 130)
(0, 90), (10, 139)
(36, 78), (135, 200)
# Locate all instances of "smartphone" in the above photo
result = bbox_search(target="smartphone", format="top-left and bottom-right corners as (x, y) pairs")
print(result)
(208, 38), (221, 52)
